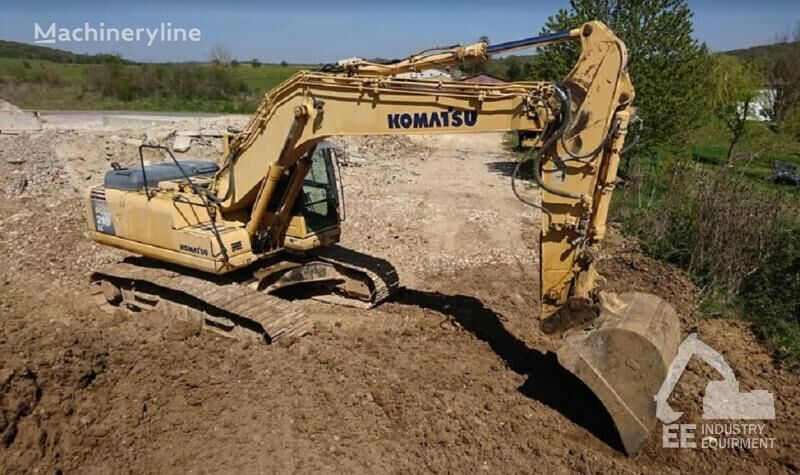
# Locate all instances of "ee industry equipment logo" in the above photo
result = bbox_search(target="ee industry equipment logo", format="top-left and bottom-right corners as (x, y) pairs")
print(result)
(655, 333), (776, 450)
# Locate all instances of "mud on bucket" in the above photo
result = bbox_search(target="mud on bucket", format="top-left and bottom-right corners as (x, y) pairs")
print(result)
(556, 292), (681, 455)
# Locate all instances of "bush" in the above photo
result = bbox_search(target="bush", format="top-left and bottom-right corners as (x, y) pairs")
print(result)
(29, 68), (63, 86)
(620, 163), (783, 291)
(87, 63), (248, 102)
(615, 159), (800, 367)
(740, 217), (800, 369)
(0, 61), (63, 86)
(787, 108), (800, 141)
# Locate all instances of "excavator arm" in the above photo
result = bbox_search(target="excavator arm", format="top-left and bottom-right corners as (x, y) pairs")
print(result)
(332, 29), (572, 77)
(222, 76), (551, 242)
(86, 21), (681, 455)
(213, 22), (633, 323)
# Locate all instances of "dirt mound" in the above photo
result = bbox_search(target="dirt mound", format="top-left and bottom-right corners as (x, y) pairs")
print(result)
(0, 100), (41, 133)
(0, 368), (41, 450)
(330, 134), (431, 164)
(3, 258), (796, 473)
(0, 100), (22, 113)
(0, 124), (797, 472)
(598, 227), (699, 325)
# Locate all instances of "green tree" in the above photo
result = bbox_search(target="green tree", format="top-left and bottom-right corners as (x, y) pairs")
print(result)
(209, 45), (233, 66)
(522, 62), (533, 79)
(529, 0), (710, 153)
(506, 57), (522, 81)
(787, 107), (800, 140)
(251, 58), (261, 68)
(710, 55), (760, 164)
(766, 22), (800, 126)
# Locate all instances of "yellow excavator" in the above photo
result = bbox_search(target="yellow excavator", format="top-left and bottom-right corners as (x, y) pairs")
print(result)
(85, 21), (681, 454)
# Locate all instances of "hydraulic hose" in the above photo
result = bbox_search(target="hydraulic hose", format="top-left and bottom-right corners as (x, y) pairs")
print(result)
(621, 116), (642, 155)
(512, 86), (568, 225)
(204, 150), (236, 205)
(533, 87), (585, 201)
(515, 81), (638, 227)
(557, 87), (619, 162)
(514, 82), (635, 209)
(139, 144), (231, 263)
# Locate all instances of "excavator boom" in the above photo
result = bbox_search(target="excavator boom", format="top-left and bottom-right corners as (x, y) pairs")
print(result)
(85, 21), (680, 455)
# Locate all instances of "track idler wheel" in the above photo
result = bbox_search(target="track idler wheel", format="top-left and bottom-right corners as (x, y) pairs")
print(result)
(556, 292), (681, 455)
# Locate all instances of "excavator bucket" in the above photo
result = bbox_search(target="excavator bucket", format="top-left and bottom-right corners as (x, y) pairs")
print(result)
(556, 292), (681, 455)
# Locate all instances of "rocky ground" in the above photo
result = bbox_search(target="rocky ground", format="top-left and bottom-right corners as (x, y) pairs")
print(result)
(0, 116), (798, 473)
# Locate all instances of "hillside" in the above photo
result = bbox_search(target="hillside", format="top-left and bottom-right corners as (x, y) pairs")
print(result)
(723, 40), (799, 63)
(0, 36), (794, 112)
(479, 40), (800, 81)
(0, 40), (131, 64)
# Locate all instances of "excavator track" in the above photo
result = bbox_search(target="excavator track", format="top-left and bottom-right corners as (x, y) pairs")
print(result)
(91, 260), (311, 344)
(313, 245), (400, 308)
(252, 245), (400, 309)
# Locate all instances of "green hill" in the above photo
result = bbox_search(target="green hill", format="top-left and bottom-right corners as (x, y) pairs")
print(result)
(0, 40), (130, 64)
(723, 41), (799, 64)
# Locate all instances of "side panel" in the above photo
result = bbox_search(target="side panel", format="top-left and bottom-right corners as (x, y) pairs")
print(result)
(86, 186), (257, 274)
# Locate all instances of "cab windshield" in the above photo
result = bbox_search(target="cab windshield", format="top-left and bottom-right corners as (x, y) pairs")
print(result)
(301, 147), (339, 231)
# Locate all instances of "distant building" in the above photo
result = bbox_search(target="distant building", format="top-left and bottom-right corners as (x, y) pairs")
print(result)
(746, 88), (777, 122)
(395, 69), (452, 81)
(459, 73), (507, 84)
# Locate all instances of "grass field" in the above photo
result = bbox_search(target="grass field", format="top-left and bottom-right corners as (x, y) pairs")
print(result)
(0, 57), (308, 112)
(688, 121), (800, 184)
(235, 63), (308, 91)
(0, 53), (530, 113)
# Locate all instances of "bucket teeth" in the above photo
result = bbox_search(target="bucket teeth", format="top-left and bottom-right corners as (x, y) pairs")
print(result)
(556, 292), (681, 455)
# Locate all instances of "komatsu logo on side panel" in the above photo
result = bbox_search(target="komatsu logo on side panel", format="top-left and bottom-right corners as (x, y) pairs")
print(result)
(387, 109), (477, 129)
(180, 244), (209, 256)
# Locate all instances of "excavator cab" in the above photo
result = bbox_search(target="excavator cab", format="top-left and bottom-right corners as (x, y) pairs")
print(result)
(299, 142), (342, 232)
(284, 142), (343, 250)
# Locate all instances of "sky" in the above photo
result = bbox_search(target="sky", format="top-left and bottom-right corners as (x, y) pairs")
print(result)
(1, 0), (798, 63)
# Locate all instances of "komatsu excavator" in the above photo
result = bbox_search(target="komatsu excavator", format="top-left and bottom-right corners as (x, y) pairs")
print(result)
(86, 21), (681, 454)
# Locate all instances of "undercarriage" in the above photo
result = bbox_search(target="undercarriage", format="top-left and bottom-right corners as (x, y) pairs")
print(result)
(90, 245), (400, 344)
